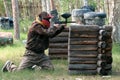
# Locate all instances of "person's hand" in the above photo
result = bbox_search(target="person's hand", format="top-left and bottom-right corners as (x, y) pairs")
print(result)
(61, 24), (67, 28)
(54, 23), (67, 28)
(53, 24), (60, 28)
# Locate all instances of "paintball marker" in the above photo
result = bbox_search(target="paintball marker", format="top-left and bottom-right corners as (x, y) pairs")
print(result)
(54, 13), (75, 24)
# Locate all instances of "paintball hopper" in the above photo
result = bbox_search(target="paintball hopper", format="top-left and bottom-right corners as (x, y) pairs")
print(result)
(61, 13), (71, 19)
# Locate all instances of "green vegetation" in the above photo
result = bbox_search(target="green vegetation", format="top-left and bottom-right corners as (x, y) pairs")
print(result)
(0, 20), (120, 80)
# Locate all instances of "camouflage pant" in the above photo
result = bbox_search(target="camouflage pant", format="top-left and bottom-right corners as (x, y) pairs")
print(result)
(14, 49), (54, 71)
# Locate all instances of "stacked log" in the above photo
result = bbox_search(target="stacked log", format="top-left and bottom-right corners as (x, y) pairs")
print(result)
(68, 25), (113, 75)
(49, 28), (69, 59)
(97, 26), (113, 75)
(0, 32), (13, 46)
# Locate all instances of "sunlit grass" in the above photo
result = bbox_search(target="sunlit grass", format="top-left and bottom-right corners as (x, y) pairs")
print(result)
(0, 20), (120, 80)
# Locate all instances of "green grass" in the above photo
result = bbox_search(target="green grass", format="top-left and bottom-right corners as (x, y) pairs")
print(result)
(0, 22), (120, 80)
(0, 40), (120, 80)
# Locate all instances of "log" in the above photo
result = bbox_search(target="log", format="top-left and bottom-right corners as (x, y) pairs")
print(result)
(69, 37), (98, 41)
(97, 67), (108, 75)
(99, 30), (112, 37)
(0, 32), (13, 46)
(69, 64), (97, 70)
(98, 41), (107, 49)
(57, 32), (69, 37)
(63, 27), (69, 32)
(98, 35), (112, 41)
(49, 55), (67, 59)
(69, 40), (98, 45)
(49, 37), (68, 43)
(99, 29), (107, 36)
(49, 48), (68, 54)
(97, 46), (112, 54)
(98, 35), (107, 41)
(49, 43), (68, 48)
(68, 50), (98, 58)
(97, 54), (107, 60)
(106, 38), (112, 43)
(69, 70), (97, 75)
(106, 56), (113, 64)
(103, 26), (113, 32)
(105, 64), (112, 70)
(97, 60), (107, 67)
(70, 25), (100, 32)
(70, 31), (98, 38)
(69, 45), (98, 51)
(97, 48), (105, 54)
(105, 51), (112, 56)
(69, 38), (98, 45)
(68, 57), (97, 64)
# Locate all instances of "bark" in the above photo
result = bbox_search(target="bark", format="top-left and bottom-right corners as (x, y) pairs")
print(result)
(41, 0), (47, 11)
(113, 0), (120, 42)
(3, 0), (10, 17)
(12, 0), (20, 40)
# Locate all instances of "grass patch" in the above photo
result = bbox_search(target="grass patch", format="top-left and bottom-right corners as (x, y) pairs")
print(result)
(0, 42), (120, 80)
(0, 20), (120, 79)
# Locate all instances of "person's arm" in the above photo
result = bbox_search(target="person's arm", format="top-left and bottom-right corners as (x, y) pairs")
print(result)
(33, 24), (65, 38)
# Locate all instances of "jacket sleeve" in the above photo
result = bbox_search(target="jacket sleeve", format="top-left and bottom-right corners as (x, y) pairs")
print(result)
(33, 24), (65, 38)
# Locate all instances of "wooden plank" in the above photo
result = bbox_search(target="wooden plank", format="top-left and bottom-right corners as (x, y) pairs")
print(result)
(105, 64), (112, 70)
(97, 60), (107, 67)
(68, 57), (97, 64)
(70, 25), (100, 32)
(98, 41), (107, 48)
(98, 54), (107, 60)
(68, 50), (98, 58)
(69, 40), (98, 45)
(103, 26), (113, 32)
(70, 31), (98, 38)
(49, 54), (67, 59)
(97, 67), (108, 75)
(49, 37), (68, 43)
(49, 48), (68, 54)
(57, 32), (69, 37)
(0, 32), (13, 45)
(106, 56), (113, 64)
(69, 64), (97, 70)
(69, 70), (97, 75)
(69, 38), (98, 45)
(69, 45), (98, 51)
(69, 37), (98, 42)
(49, 43), (68, 48)
(63, 27), (69, 32)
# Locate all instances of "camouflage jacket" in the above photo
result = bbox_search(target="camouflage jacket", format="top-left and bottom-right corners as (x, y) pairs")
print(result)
(26, 21), (64, 53)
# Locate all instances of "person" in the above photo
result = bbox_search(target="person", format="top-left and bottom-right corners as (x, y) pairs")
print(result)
(2, 11), (66, 72)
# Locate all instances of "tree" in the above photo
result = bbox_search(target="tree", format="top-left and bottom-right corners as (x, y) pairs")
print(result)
(11, 0), (20, 40)
(112, 0), (120, 42)
(3, 0), (10, 17)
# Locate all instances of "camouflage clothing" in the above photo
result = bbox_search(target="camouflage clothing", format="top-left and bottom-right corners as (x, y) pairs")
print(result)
(2, 20), (65, 72)
(17, 49), (54, 70)
(19, 21), (64, 70)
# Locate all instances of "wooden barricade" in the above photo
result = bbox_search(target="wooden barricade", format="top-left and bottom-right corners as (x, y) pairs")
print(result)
(0, 32), (13, 46)
(49, 28), (69, 59)
(68, 25), (113, 75)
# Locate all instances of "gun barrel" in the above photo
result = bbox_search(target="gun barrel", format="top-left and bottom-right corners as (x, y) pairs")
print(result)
(54, 21), (76, 24)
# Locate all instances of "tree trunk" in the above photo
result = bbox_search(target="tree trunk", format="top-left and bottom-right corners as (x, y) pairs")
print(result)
(41, 0), (47, 11)
(3, 0), (10, 17)
(83, 0), (88, 6)
(113, 0), (120, 42)
(12, 0), (20, 40)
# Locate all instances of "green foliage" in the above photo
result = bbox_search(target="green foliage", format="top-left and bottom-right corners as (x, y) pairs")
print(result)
(0, 0), (5, 16)
(19, 19), (33, 34)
